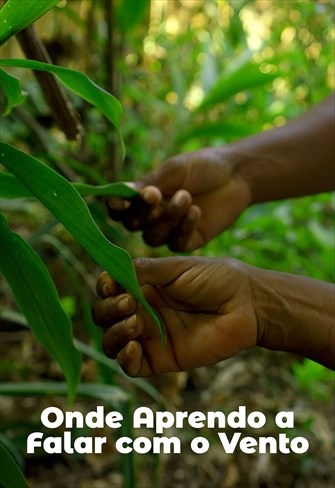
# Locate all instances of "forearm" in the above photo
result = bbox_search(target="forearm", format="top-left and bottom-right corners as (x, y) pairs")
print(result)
(249, 266), (335, 369)
(228, 93), (335, 203)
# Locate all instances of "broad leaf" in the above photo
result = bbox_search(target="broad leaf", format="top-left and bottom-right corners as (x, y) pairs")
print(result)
(0, 59), (124, 157)
(0, 0), (60, 45)
(0, 143), (166, 342)
(0, 438), (30, 488)
(0, 68), (26, 115)
(0, 172), (138, 199)
(0, 214), (82, 404)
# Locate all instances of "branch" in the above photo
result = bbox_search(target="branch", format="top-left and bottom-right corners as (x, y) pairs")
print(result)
(16, 24), (84, 141)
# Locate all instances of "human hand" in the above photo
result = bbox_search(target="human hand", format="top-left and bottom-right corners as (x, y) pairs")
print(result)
(107, 147), (252, 251)
(93, 257), (258, 376)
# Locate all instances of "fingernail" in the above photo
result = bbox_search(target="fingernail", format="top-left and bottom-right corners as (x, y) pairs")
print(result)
(174, 191), (188, 207)
(142, 189), (152, 202)
(126, 341), (136, 356)
(102, 282), (109, 297)
(127, 315), (137, 333)
(118, 296), (131, 312)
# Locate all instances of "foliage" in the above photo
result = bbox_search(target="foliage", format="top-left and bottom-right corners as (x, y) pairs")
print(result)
(292, 359), (335, 400)
(0, 437), (30, 488)
(0, 0), (61, 45)
(0, 143), (164, 341)
(0, 213), (81, 404)
(0, 0), (334, 487)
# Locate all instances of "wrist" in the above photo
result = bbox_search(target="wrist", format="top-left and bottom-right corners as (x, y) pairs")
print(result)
(248, 265), (335, 369)
(227, 131), (284, 205)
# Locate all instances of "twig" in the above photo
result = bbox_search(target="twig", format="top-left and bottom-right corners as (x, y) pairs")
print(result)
(104, 0), (121, 181)
(16, 24), (84, 141)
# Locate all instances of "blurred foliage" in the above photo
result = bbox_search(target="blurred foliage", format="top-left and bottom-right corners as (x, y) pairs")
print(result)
(0, 1), (334, 487)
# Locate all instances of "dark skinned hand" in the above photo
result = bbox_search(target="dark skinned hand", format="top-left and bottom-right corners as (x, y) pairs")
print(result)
(93, 257), (258, 377)
(107, 147), (251, 252)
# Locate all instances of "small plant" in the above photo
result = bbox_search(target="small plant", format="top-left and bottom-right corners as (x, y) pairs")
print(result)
(0, 1), (161, 487)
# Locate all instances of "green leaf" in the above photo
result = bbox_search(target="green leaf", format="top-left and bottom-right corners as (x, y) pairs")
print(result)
(0, 172), (34, 199)
(0, 59), (125, 157)
(116, 0), (150, 32)
(0, 172), (138, 200)
(0, 0), (61, 46)
(74, 181), (139, 198)
(0, 307), (164, 404)
(198, 59), (279, 111)
(0, 213), (82, 404)
(0, 437), (30, 488)
(0, 143), (166, 343)
(0, 68), (26, 115)
(0, 382), (129, 409)
(74, 340), (164, 404)
(177, 120), (259, 144)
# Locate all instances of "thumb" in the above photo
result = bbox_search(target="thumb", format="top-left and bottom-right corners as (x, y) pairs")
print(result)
(134, 257), (195, 287)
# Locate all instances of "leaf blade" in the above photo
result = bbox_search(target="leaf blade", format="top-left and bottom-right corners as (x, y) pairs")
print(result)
(0, 438), (30, 488)
(0, 0), (61, 45)
(0, 143), (166, 343)
(0, 213), (82, 404)
(0, 68), (26, 115)
(198, 59), (278, 111)
(0, 59), (125, 157)
(0, 172), (138, 199)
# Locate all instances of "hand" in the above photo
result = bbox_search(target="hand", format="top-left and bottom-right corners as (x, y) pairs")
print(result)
(107, 147), (252, 251)
(92, 257), (258, 376)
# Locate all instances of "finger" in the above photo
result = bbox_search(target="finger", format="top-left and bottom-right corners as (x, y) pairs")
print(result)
(92, 293), (138, 327)
(96, 271), (121, 298)
(117, 341), (153, 377)
(121, 186), (163, 231)
(142, 190), (192, 247)
(168, 205), (202, 252)
(106, 182), (141, 221)
(106, 196), (130, 221)
(102, 313), (144, 358)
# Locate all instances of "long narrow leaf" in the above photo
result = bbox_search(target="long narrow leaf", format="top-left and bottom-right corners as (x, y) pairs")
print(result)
(74, 181), (138, 198)
(0, 59), (124, 157)
(0, 382), (129, 409)
(0, 307), (164, 404)
(0, 0), (60, 46)
(0, 143), (166, 342)
(0, 439), (30, 488)
(0, 172), (138, 199)
(0, 172), (33, 199)
(75, 340), (164, 404)
(0, 68), (26, 115)
(0, 214), (82, 404)
(177, 120), (259, 144)
(198, 61), (278, 111)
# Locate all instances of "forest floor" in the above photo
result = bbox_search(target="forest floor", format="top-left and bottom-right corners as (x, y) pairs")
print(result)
(1, 323), (334, 488)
